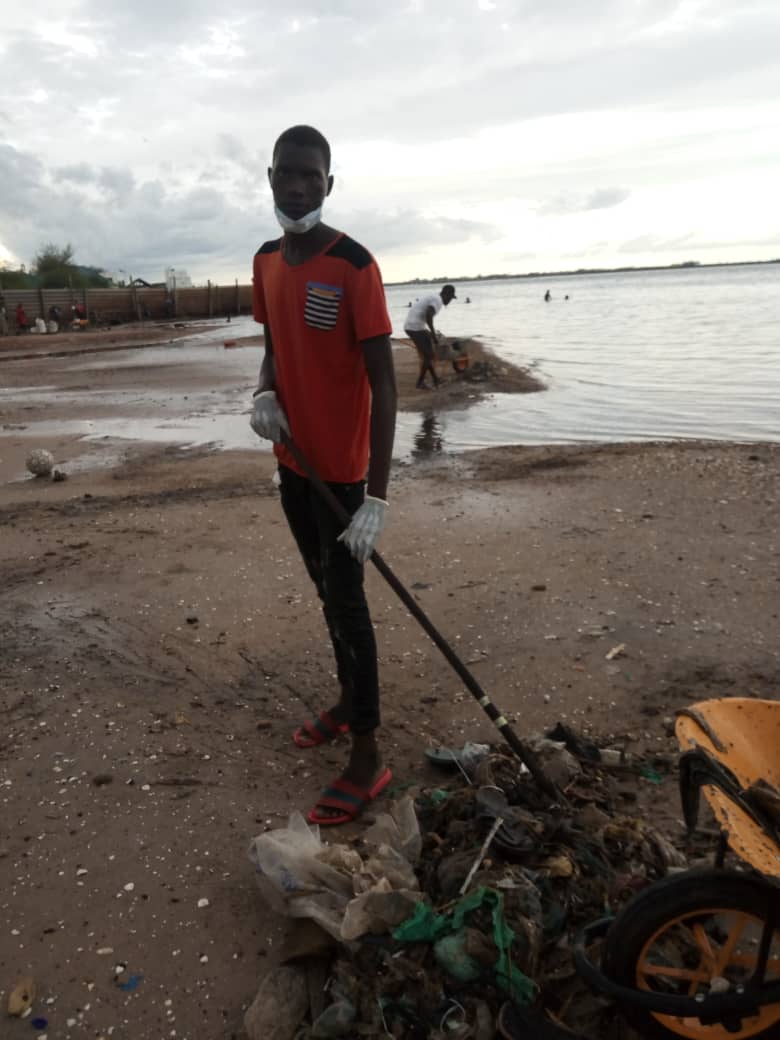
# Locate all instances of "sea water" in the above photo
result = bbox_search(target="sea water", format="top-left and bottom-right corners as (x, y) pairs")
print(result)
(386, 262), (780, 449)
(2, 263), (777, 472)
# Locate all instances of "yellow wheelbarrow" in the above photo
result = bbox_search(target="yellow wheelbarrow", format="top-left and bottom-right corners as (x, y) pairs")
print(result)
(575, 697), (780, 1040)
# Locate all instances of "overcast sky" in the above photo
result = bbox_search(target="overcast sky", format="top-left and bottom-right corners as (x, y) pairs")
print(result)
(1, 0), (779, 285)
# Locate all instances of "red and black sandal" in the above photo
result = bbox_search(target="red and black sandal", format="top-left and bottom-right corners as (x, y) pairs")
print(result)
(292, 711), (350, 749)
(307, 767), (393, 826)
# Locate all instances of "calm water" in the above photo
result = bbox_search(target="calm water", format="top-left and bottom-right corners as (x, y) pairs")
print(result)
(387, 263), (780, 449)
(2, 264), (778, 477)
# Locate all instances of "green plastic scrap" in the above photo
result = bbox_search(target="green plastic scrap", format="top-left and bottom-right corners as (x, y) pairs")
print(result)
(393, 886), (535, 1004)
(640, 766), (663, 785)
(393, 900), (447, 942)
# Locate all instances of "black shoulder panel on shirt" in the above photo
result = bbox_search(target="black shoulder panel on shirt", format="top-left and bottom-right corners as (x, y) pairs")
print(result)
(255, 239), (281, 255)
(325, 235), (372, 270)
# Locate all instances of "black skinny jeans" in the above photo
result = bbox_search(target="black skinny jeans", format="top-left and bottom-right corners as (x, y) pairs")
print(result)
(278, 464), (380, 735)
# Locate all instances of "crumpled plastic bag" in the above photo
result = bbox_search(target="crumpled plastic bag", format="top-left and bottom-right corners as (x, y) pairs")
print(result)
(363, 795), (422, 864)
(318, 844), (364, 875)
(248, 798), (421, 941)
(340, 879), (421, 941)
(248, 812), (355, 937)
(525, 736), (581, 788)
(359, 843), (418, 893)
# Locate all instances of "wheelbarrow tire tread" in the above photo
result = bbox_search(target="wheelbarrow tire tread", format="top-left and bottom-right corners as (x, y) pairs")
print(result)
(603, 868), (780, 1040)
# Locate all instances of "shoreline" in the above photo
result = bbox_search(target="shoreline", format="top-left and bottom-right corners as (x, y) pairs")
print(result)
(0, 325), (776, 491)
(0, 329), (545, 485)
(0, 324), (545, 408)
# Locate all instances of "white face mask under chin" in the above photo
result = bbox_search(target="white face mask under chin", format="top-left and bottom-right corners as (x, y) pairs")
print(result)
(274, 204), (323, 235)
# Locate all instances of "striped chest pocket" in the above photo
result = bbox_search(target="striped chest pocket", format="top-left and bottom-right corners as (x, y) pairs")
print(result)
(304, 281), (343, 330)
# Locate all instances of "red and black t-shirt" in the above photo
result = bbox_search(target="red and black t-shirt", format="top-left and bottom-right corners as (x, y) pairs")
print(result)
(253, 234), (392, 483)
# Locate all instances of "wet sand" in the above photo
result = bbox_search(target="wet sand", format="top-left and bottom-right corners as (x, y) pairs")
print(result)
(1, 331), (778, 1038)
(0, 328), (540, 483)
(0, 320), (218, 361)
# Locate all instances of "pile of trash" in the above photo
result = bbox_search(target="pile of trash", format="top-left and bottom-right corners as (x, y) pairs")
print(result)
(246, 727), (689, 1039)
(458, 360), (493, 383)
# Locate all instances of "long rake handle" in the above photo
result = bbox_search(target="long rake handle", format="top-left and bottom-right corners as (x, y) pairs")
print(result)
(279, 433), (561, 802)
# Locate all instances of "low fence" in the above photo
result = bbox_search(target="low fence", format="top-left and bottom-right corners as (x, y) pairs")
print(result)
(0, 283), (254, 328)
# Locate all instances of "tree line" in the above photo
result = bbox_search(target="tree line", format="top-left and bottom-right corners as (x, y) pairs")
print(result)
(0, 243), (111, 290)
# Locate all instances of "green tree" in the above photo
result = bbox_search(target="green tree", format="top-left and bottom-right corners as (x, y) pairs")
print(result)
(34, 242), (76, 273)
(31, 242), (111, 289)
(0, 263), (34, 289)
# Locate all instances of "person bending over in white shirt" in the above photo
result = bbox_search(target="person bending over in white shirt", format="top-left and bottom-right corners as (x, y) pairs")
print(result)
(403, 284), (456, 390)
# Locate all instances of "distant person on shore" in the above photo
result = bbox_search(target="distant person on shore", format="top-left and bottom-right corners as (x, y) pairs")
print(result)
(15, 302), (30, 333)
(249, 123), (396, 827)
(403, 284), (456, 390)
(0, 298), (8, 337)
(544, 289), (551, 302)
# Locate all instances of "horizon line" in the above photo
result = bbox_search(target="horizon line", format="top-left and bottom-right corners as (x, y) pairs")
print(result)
(384, 256), (780, 287)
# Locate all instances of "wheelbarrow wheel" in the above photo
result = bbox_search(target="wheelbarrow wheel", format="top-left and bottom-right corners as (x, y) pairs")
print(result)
(602, 868), (780, 1040)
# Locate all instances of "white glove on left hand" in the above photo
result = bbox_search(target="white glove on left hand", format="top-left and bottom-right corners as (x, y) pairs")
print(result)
(250, 390), (290, 443)
(338, 496), (387, 564)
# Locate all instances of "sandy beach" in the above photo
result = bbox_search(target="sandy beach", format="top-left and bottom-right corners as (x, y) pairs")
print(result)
(1, 330), (778, 1037)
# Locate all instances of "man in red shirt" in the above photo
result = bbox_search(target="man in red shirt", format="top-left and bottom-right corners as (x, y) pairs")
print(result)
(250, 125), (397, 825)
(15, 303), (30, 334)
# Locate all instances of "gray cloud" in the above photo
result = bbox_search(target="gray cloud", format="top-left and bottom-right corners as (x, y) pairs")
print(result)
(55, 163), (96, 184)
(1, 0), (778, 278)
(0, 144), (48, 215)
(619, 234), (696, 254)
(586, 189), (631, 211)
(693, 233), (780, 251)
(0, 143), (248, 277)
(341, 210), (501, 255)
(98, 166), (136, 195)
(620, 231), (780, 254)
(6, 2), (777, 147)
(0, 139), (498, 280)
(500, 251), (538, 262)
(345, 7), (780, 143)
(538, 187), (630, 216)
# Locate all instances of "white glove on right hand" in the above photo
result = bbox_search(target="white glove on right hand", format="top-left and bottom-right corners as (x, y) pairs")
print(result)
(250, 391), (290, 443)
(338, 496), (388, 564)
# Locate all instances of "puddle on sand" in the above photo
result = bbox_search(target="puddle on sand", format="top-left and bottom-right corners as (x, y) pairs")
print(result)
(3, 404), (455, 479)
(1, 334), (494, 481)
(411, 412), (444, 460)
